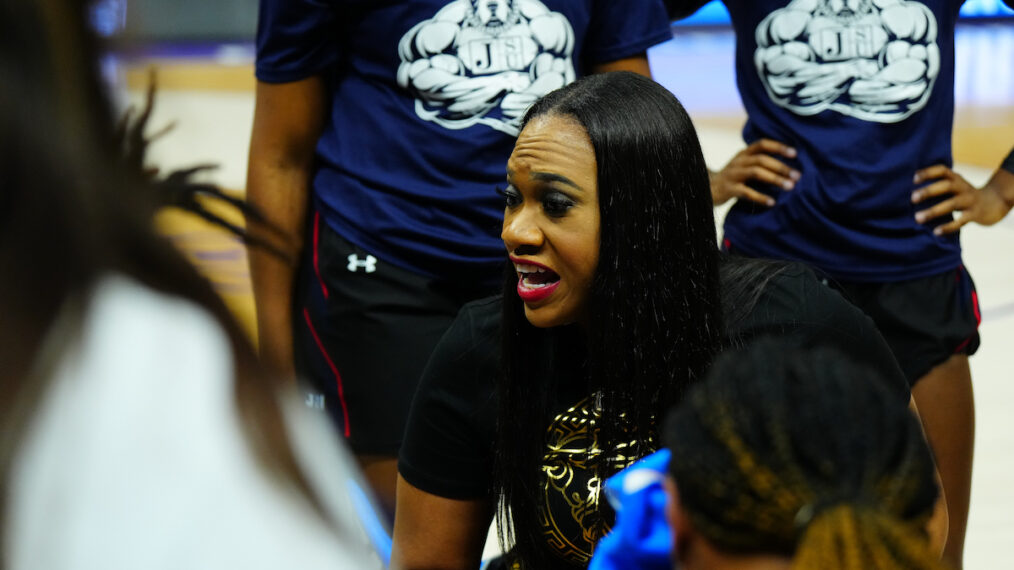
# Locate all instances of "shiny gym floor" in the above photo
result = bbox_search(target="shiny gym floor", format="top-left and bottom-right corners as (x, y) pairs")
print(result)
(118, 22), (1014, 568)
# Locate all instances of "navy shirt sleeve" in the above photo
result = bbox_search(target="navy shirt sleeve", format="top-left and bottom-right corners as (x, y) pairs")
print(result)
(582, 0), (673, 65)
(398, 298), (501, 500)
(255, 0), (340, 83)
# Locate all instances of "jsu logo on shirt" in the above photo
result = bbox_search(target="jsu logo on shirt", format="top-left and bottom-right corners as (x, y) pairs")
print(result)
(397, 0), (576, 135)
(814, 22), (882, 60)
(461, 34), (538, 74)
(755, 0), (940, 123)
(347, 254), (378, 273)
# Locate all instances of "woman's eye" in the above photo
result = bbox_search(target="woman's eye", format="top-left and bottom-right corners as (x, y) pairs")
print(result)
(542, 194), (574, 216)
(496, 186), (522, 208)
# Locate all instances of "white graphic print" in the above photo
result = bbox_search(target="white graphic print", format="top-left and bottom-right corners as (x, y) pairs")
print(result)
(755, 0), (940, 123)
(397, 0), (576, 135)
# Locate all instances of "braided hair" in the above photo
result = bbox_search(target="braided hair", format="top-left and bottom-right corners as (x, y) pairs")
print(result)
(664, 339), (946, 569)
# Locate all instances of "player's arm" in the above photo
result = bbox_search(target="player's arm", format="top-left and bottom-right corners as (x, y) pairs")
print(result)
(912, 146), (1014, 234)
(591, 54), (652, 76)
(391, 476), (493, 570)
(246, 77), (327, 379)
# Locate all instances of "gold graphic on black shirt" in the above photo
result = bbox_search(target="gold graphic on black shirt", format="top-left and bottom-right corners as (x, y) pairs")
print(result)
(538, 395), (651, 565)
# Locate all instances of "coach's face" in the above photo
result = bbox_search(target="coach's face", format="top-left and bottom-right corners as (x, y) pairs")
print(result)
(502, 114), (600, 329)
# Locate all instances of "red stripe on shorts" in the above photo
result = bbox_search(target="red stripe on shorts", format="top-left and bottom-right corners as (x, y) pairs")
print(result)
(954, 268), (982, 354)
(954, 337), (971, 353)
(972, 290), (981, 326)
(303, 307), (351, 437)
(313, 211), (329, 300)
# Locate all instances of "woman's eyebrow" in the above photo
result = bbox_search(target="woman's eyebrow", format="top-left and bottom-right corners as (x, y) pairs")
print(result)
(531, 171), (582, 190)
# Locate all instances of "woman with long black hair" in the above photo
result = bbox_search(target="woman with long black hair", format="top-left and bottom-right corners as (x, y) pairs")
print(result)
(0, 0), (380, 567)
(393, 71), (914, 570)
(393, 70), (721, 569)
(492, 70), (725, 568)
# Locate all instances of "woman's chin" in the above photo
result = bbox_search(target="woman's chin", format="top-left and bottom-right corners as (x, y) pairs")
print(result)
(523, 305), (574, 329)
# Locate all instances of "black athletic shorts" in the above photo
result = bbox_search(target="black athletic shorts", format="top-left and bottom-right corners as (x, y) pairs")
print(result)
(830, 265), (980, 386)
(293, 212), (499, 455)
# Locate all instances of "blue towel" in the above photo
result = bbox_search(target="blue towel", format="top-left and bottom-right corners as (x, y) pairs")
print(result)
(589, 449), (673, 570)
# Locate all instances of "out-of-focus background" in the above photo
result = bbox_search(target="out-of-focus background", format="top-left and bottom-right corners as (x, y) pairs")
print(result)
(100, 1), (1013, 566)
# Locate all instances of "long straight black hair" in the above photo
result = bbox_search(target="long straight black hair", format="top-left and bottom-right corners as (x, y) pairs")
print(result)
(494, 72), (723, 567)
(0, 0), (322, 556)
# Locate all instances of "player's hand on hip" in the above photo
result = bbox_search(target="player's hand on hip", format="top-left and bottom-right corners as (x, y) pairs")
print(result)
(710, 138), (800, 207)
(912, 164), (1011, 235)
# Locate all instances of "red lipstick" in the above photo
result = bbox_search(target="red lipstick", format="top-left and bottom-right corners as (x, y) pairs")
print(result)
(510, 256), (561, 304)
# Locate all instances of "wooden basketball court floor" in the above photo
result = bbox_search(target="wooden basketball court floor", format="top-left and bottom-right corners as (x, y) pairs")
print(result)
(118, 23), (1014, 568)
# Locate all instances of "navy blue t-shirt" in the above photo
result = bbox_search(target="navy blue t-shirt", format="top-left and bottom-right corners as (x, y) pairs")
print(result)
(719, 0), (964, 282)
(256, 0), (672, 283)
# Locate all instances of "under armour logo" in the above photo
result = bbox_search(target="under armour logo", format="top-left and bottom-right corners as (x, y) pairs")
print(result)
(347, 254), (378, 273)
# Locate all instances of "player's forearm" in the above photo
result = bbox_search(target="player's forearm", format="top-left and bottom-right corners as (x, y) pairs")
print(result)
(245, 113), (316, 320)
(246, 156), (311, 258)
(246, 80), (324, 248)
(246, 157), (311, 378)
(245, 79), (326, 375)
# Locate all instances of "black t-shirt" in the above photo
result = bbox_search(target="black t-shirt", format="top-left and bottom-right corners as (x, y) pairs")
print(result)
(398, 263), (908, 564)
(398, 295), (501, 500)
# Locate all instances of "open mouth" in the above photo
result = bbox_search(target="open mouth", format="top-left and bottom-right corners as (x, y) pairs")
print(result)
(515, 262), (561, 290)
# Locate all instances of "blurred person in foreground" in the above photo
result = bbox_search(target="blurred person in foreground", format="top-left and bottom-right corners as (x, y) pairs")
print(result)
(0, 0), (384, 567)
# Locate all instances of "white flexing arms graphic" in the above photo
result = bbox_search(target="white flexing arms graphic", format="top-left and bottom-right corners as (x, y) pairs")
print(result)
(397, 0), (575, 135)
(755, 0), (940, 123)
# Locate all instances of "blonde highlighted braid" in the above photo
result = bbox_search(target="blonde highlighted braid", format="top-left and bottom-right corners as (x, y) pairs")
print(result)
(664, 339), (948, 570)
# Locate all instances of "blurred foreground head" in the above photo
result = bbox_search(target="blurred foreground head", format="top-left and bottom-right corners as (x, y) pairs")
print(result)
(0, 0), (157, 386)
(0, 1), (317, 550)
(664, 339), (947, 570)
